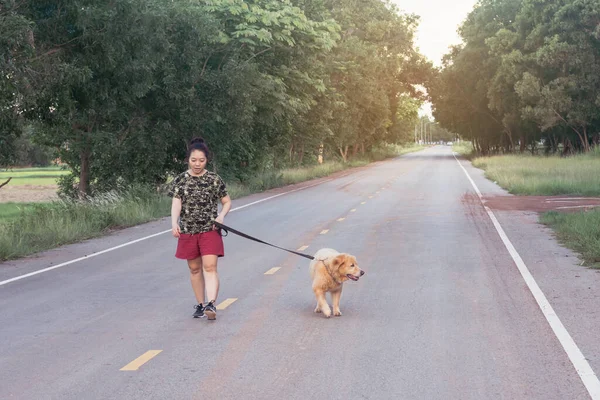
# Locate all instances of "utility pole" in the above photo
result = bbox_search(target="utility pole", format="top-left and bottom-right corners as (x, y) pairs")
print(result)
(318, 142), (324, 164)
(427, 123), (430, 144)
(414, 124), (418, 144)
(430, 122), (434, 144)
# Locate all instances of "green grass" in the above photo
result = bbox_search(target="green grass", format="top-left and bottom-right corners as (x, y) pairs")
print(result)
(452, 141), (475, 157)
(540, 209), (600, 268)
(0, 167), (69, 186)
(0, 203), (38, 222)
(0, 166), (63, 173)
(1, 177), (63, 186)
(471, 148), (600, 196)
(377, 143), (427, 158)
(0, 144), (425, 261)
(0, 186), (171, 261)
(470, 147), (600, 268)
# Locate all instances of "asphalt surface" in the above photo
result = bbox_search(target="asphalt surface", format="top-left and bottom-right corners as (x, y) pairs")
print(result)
(1, 146), (599, 400)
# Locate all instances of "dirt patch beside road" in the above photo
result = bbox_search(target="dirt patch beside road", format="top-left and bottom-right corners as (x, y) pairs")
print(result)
(482, 195), (600, 213)
(0, 185), (59, 203)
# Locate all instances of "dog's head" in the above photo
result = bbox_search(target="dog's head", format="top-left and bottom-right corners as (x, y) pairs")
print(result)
(331, 254), (364, 282)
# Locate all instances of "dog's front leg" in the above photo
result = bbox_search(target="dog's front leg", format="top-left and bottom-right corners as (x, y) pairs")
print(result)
(313, 289), (331, 318)
(331, 286), (343, 316)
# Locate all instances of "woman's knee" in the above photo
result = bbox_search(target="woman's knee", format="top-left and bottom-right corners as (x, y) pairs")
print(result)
(202, 262), (217, 273)
(187, 258), (203, 274)
(189, 266), (202, 275)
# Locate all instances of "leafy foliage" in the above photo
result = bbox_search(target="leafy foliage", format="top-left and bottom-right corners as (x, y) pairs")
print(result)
(1, 0), (429, 196)
(429, 0), (600, 155)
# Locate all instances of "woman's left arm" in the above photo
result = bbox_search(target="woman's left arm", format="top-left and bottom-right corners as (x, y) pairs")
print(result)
(215, 194), (232, 224)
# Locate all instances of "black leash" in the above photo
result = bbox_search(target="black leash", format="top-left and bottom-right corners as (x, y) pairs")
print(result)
(214, 221), (315, 260)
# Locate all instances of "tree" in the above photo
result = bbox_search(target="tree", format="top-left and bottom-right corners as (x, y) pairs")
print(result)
(513, 0), (600, 152)
(322, 0), (429, 159)
(0, 0), (36, 167)
(430, 0), (600, 155)
(2, 0), (430, 197)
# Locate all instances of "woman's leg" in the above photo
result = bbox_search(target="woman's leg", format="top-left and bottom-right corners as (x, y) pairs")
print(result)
(201, 255), (219, 303)
(187, 256), (205, 304)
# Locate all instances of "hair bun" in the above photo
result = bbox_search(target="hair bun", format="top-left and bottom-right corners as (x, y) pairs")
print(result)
(186, 136), (211, 161)
(189, 137), (205, 145)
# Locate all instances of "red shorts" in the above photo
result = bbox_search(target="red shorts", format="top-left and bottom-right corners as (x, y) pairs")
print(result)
(175, 230), (224, 260)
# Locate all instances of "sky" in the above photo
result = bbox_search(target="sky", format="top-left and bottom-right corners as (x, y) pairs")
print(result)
(391, 0), (479, 118)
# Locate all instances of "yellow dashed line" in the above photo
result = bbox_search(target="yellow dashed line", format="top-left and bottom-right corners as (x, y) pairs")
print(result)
(216, 298), (238, 310)
(264, 267), (281, 275)
(320, 229), (329, 235)
(361, 201), (366, 205)
(369, 196), (373, 199)
(297, 245), (309, 251)
(120, 350), (162, 371)
(350, 209), (356, 212)
(337, 218), (345, 222)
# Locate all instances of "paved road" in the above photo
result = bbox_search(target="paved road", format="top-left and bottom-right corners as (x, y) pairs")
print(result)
(1, 146), (599, 400)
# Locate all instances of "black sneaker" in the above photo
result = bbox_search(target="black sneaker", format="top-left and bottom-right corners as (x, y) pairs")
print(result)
(204, 301), (217, 320)
(193, 303), (206, 318)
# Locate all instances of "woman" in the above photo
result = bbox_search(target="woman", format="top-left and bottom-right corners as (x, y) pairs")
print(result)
(169, 137), (232, 320)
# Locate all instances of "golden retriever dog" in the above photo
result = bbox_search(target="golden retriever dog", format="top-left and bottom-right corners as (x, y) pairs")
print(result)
(309, 248), (364, 318)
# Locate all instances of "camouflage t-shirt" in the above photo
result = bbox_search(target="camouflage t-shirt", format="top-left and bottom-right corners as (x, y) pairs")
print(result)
(168, 170), (228, 234)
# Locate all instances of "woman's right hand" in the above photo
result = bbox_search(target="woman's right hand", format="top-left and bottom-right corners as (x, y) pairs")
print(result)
(171, 197), (182, 238)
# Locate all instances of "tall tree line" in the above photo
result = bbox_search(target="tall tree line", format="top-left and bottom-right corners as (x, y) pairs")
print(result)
(1, 0), (431, 196)
(428, 0), (600, 155)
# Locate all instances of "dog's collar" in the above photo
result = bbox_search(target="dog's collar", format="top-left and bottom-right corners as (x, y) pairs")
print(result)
(319, 258), (341, 285)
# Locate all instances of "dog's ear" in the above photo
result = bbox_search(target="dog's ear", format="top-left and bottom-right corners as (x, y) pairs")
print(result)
(332, 254), (347, 270)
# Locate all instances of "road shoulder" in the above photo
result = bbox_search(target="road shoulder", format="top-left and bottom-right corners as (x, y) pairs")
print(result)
(459, 155), (600, 382)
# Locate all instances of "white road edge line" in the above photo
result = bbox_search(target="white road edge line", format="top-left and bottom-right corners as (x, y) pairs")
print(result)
(546, 200), (589, 203)
(453, 152), (600, 400)
(556, 205), (599, 210)
(547, 198), (594, 201)
(0, 178), (334, 287)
